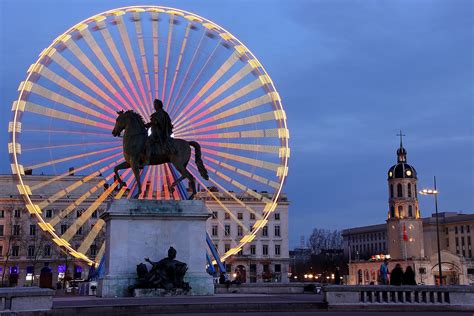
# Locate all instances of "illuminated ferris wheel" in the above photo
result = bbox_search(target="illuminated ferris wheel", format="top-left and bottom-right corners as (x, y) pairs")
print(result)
(9, 6), (289, 266)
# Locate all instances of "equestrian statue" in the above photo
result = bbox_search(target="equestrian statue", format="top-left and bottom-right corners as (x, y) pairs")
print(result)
(112, 99), (209, 199)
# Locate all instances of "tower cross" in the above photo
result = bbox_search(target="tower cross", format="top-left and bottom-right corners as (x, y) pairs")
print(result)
(397, 130), (406, 147)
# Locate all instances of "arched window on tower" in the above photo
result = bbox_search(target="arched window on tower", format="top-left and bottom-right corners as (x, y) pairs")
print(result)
(397, 183), (403, 197)
(398, 206), (403, 218)
(408, 205), (413, 217)
(408, 183), (412, 198)
(415, 184), (418, 198)
(390, 185), (394, 198)
(390, 206), (395, 218)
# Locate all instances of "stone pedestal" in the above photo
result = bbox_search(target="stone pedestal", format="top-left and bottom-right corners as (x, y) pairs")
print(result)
(97, 199), (213, 297)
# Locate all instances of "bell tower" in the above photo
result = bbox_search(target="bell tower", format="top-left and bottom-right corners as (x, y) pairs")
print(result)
(386, 132), (424, 260)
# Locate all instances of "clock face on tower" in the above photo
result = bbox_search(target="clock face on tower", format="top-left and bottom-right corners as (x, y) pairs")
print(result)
(389, 171), (393, 177)
(406, 170), (412, 176)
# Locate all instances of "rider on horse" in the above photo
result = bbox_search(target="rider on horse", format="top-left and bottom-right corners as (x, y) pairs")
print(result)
(144, 99), (175, 165)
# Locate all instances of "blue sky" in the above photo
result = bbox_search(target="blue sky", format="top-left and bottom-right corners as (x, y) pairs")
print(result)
(1, 0), (473, 247)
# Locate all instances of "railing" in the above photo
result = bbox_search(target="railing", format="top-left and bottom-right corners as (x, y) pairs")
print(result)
(324, 285), (474, 311)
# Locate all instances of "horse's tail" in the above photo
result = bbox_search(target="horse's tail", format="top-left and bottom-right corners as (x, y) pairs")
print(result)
(188, 141), (209, 180)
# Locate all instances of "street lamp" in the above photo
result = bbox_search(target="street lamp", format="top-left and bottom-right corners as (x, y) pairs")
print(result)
(419, 176), (443, 285)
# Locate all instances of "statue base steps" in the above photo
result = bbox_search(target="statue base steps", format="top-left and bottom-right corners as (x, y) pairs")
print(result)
(97, 200), (214, 297)
(133, 288), (189, 297)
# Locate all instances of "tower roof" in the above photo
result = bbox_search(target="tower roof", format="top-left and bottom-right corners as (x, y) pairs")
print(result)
(388, 131), (417, 179)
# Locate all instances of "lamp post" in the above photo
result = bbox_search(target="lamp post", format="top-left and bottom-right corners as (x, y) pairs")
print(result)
(419, 176), (443, 285)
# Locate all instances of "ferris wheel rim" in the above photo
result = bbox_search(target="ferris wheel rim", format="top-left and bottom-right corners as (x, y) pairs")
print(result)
(10, 5), (289, 266)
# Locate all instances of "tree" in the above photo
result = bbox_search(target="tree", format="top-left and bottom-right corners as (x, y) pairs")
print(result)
(307, 228), (343, 255)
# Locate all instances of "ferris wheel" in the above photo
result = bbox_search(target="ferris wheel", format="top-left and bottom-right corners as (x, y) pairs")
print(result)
(9, 6), (289, 266)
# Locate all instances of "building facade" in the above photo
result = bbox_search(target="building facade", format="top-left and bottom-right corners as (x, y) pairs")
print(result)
(343, 139), (474, 285)
(0, 174), (289, 286)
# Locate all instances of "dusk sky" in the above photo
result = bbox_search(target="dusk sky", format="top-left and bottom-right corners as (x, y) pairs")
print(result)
(1, 0), (472, 248)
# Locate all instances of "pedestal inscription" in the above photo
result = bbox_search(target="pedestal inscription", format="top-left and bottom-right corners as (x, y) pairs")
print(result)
(97, 199), (213, 297)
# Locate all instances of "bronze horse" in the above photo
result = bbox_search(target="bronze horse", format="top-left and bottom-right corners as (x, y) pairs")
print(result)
(112, 110), (209, 199)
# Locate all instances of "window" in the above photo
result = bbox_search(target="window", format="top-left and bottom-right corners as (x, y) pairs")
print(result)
(13, 225), (20, 236)
(0, 210), (4, 218)
(390, 184), (394, 198)
(262, 244), (268, 256)
(262, 226), (268, 237)
(446, 238), (449, 247)
(90, 245), (97, 256)
(44, 245), (51, 257)
(224, 213), (230, 220)
(61, 225), (68, 234)
(390, 206), (395, 218)
(237, 212), (243, 220)
(237, 225), (243, 236)
(275, 244), (281, 256)
(408, 205), (413, 217)
(274, 225), (281, 237)
(250, 213), (255, 220)
(407, 183), (412, 197)
(224, 244), (230, 253)
(468, 236), (471, 246)
(398, 206), (403, 218)
(14, 209), (21, 218)
(250, 245), (256, 255)
(28, 246), (35, 257)
(91, 210), (98, 218)
(212, 225), (218, 236)
(45, 209), (53, 218)
(274, 213), (280, 220)
(12, 246), (19, 257)
(0, 246), (3, 256)
(468, 226), (471, 233)
(212, 211), (218, 219)
(29, 225), (36, 236)
(0, 225), (3, 236)
(397, 183), (402, 197)
(274, 264), (281, 273)
(224, 225), (230, 236)
(263, 264), (269, 273)
(455, 226), (458, 234)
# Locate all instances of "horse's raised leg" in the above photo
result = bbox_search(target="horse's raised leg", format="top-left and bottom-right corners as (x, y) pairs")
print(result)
(114, 161), (130, 189)
(131, 160), (142, 199)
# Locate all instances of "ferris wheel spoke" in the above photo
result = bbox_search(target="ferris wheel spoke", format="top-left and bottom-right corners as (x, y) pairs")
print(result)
(36, 67), (118, 117)
(22, 128), (112, 138)
(25, 145), (121, 170)
(176, 109), (285, 136)
(138, 166), (152, 199)
(168, 40), (221, 119)
(161, 14), (176, 105)
(27, 83), (115, 123)
(114, 169), (136, 200)
(47, 53), (124, 112)
(59, 38), (135, 113)
(151, 11), (160, 100)
(48, 171), (117, 227)
(21, 101), (114, 131)
(114, 14), (150, 116)
(95, 242), (106, 265)
(23, 140), (119, 152)
(79, 26), (143, 115)
(96, 18), (148, 118)
(201, 147), (281, 174)
(175, 128), (289, 140)
(188, 167), (248, 229)
(165, 23), (192, 111)
(30, 151), (123, 191)
(204, 156), (280, 190)
(61, 177), (118, 242)
(198, 140), (281, 155)
(131, 11), (153, 107)
(77, 218), (105, 254)
(173, 51), (240, 124)
(167, 32), (206, 117)
(173, 78), (262, 132)
(37, 157), (124, 209)
(175, 64), (254, 126)
(164, 164), (181, 200)
(147, 165), (157, 200)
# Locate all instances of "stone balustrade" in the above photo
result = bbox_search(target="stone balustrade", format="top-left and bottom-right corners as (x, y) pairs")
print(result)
(324, 285), (474, 311)
(0, 287), (54, 312)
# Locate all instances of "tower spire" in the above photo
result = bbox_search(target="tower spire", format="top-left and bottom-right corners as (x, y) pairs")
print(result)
(396, 130), (407, 163)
